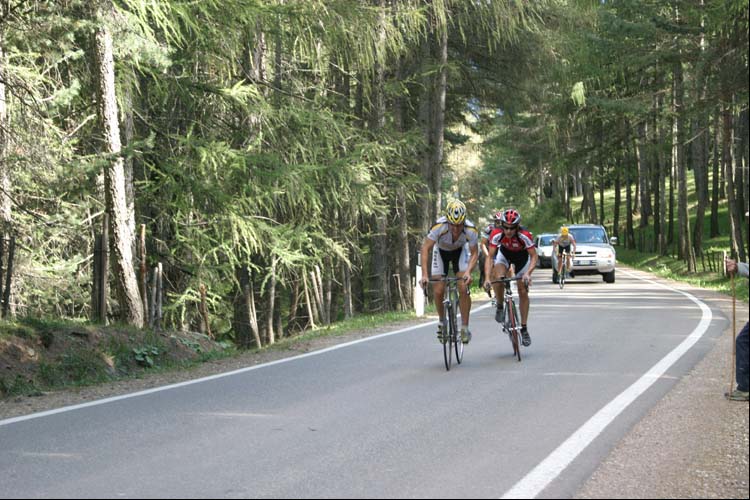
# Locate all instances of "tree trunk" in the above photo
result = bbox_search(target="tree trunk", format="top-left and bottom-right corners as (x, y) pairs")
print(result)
(370, 0), (390, 312)
(668, 90), (676, 248)
(120, 78), (136, 244)
(302, 271), (318, 329)
(722, 94), (746, 261)
(710, 108), (721, 238)
(691, 113), (708, 257)
(0, 39), (11, 231)
(373, 213), (390, 311)
(419, 38), (434, 234)
(234, 265), (261, 349)
(397, 186), (412, 311)
(266, 257), (277, 345)
(613, 156), (621, 241)
(674, 59), (695, 271)
(92, 2), (144, 327)
(341, 261), (353, 319)
(735, 108), (748, 251)
(430, 13), (447, 219)
(636, 121), (651, 229)
(0, 38), (12, 318)
(651, 79), (664, 254)
(625, 161), (635, 249)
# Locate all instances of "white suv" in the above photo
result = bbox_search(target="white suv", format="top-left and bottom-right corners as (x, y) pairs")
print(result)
(552, 224), (617, 283)
(534, 233), (556, 268)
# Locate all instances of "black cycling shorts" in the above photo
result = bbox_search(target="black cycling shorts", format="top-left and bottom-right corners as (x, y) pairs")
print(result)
(438, 247), (462, 276)
(557, 244), (572, 256)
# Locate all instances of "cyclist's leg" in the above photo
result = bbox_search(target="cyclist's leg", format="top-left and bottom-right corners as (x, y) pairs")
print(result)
(456, 246), (471, 326)
(492, 253), (510, 301)
(478, 251), (487, 295)
(456, 246), (473, 342)
(516, 258), (532, 346)
(431, 247), (447, 325)
(434, 281), (446, 319)
(492, 255), (509, 322)
(515, 259), (531, 322)
(556, 247), (564, 275)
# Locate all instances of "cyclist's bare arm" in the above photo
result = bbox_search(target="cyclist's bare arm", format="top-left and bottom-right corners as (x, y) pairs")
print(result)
(480, 237), (490, 257)
(463, 244), (479, 284)
(420, 238), (436, 288)
(484, 245), (497, 289)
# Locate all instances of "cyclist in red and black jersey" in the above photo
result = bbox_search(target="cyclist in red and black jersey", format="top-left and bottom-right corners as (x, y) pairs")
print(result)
(482, 208), (538, 347)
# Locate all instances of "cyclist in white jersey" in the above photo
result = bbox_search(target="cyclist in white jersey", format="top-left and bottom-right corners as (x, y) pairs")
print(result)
(553, 226), (576, 278)
(419, 200), (479, 344)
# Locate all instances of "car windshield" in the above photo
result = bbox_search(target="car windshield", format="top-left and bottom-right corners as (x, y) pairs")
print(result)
(538, 235), (555, 246)
(570, 227), (607, 244)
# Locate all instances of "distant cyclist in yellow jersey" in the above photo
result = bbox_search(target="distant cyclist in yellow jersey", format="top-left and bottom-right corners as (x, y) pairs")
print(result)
(553, 226), (576, 278)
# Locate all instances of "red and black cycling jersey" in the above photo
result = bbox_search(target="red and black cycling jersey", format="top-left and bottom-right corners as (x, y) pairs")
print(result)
(488, 227), (535, 254)
(488, 226), (535, 269)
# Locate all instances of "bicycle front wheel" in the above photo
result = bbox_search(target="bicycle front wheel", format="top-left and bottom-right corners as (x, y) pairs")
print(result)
(559, 261), (566, 289)
(443, 306), (453, 371)
(506, 300), (521, 361)
(452, 304), (463, 364)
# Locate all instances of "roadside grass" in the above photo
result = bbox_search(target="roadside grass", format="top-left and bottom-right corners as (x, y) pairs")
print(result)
(0, 317), (235, 399)
(2, 303), (448, 399)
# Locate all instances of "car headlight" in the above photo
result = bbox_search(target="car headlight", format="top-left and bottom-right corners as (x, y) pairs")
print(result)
(597, 250), (614, 259)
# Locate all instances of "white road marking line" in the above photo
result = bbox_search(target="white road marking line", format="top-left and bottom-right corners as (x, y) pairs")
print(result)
(500, 269), (713, 499)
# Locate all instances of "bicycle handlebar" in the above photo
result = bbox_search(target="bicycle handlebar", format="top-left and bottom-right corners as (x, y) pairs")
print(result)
(422, 276), (466, 295)
(489, 276), (523, 283)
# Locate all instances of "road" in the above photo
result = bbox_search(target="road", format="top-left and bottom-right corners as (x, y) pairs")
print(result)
(0, 268), (729, 498)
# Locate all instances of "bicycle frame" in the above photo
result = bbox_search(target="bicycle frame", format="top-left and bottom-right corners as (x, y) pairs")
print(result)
(559, 249), (570, 288)
(427, 277), (464, 370)
(491, 276), (524, 361)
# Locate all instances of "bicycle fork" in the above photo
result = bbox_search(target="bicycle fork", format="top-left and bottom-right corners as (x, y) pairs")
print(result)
(500, 296), (522, 336)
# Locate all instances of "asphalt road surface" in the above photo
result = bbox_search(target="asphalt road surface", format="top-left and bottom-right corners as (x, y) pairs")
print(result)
(0, 268), (728, 498)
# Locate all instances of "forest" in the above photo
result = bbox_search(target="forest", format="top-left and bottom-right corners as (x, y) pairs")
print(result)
(0, 0), (747, 350)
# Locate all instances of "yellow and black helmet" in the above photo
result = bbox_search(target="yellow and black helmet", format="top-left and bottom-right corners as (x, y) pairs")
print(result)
(445, 200), (467, 225)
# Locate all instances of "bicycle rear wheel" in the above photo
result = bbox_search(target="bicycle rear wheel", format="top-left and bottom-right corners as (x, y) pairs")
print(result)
(506, 299), (521, 361)
(559, 260), (566, 289)
(443, 305), (453, 371)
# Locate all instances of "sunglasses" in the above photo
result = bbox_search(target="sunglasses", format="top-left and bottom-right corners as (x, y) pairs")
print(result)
(502, 225), (518, 231)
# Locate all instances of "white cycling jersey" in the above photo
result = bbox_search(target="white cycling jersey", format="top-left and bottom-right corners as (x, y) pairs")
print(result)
(426, 216), (479, 251)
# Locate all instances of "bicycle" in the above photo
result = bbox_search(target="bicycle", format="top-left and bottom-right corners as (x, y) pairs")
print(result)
(426, 277), (464, 371)
(490, 276), (525, 362)
(558, 249), (571, 289)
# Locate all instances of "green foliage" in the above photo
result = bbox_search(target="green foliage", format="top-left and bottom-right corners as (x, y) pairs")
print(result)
(175, 337), (202, 354)
(38, 349), (112, 388)
(132, 346), (161, 367)
(0, 375), (43, 398)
